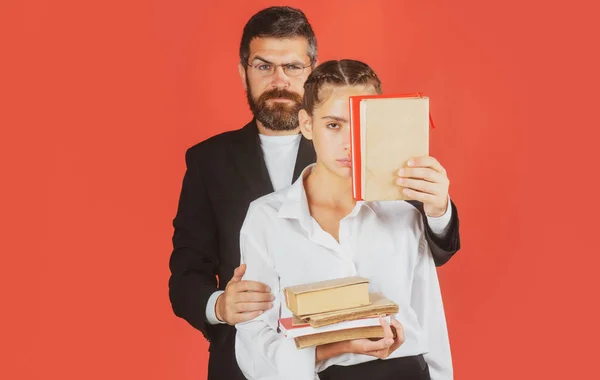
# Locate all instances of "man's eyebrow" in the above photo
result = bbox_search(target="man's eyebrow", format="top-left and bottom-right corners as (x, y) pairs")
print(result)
(250, 56), (306, 66)
(250, 56), (273, 64)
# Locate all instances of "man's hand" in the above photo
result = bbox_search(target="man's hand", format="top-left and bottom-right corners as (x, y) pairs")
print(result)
(215, 264), (274, 325)
(396, 156), (450, 217)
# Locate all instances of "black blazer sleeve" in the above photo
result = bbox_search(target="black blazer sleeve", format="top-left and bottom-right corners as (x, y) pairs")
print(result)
(169, 147), (220, 340)
(409, 199), (461, 267)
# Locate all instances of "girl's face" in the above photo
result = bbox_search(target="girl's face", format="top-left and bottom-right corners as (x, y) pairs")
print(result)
(299, 84), (378, 179)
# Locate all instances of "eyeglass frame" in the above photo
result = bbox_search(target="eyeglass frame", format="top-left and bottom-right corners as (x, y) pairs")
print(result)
(245, 58), (314, 77)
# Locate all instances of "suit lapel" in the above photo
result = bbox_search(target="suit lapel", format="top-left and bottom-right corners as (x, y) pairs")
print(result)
(292, 136), (317, 181)
(232, 120), (274, 198)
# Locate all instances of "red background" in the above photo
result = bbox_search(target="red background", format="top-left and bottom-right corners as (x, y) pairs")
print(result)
(1, 0), (599, 379)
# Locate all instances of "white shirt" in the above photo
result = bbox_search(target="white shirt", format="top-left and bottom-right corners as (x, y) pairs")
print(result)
(205, 135), (453, 325)
(235, 165), (453, 380)
(259, 133), (302, 191)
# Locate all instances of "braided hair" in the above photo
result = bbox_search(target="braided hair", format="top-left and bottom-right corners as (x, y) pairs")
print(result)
(301, 60), (382, 114)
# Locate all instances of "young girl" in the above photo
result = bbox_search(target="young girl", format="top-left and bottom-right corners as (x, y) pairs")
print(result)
(235, 60), (452, 380)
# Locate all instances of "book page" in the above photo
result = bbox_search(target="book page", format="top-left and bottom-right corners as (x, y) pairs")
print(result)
(360, 100), (367, 197)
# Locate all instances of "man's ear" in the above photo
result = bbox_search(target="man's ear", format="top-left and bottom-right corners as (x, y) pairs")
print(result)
(298, 109), (313, 140)
(238, 63), (247, 91)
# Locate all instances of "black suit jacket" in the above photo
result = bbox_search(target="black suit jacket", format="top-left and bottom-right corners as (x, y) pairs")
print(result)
(169, 120), (461, 379)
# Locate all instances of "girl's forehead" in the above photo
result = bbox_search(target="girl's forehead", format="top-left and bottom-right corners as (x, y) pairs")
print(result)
(316, 85), (376, 111)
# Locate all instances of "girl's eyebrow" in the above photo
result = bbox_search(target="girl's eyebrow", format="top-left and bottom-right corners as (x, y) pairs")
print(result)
(321, 116), (348, 123)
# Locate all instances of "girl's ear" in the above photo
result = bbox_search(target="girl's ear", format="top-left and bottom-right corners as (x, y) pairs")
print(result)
(298, 109), (313, 140)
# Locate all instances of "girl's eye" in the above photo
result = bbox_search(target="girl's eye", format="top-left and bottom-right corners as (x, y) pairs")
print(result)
(327, 123), (339, 129)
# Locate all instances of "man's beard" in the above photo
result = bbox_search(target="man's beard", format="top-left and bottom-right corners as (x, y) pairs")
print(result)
(246, 80), (303, 132)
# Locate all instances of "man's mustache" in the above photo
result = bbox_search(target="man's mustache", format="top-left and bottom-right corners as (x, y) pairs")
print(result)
(258, 89), (302, 104)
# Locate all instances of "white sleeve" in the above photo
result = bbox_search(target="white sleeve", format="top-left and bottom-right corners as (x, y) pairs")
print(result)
(205, 290), (226, 325)
(424, 195), (452, 238)
(411, 233), (453, 380)
(234, 206), (317, 380)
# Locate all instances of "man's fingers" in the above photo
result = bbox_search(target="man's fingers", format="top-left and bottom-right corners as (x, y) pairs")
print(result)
(230, 264), (246, 282)
(234, 301), (273, 313)
(234, 310), (264, 324)
(230, 280), (271, 293)
(237, 291), (275, 303)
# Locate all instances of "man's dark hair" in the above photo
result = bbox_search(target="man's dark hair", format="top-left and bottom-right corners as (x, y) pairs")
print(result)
(239, 6), (318, 67)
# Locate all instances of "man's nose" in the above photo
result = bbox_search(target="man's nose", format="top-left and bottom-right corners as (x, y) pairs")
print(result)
(270, 66), (290, 89)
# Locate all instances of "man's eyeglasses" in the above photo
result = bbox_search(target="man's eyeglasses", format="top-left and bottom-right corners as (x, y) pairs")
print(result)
(246, 61), (311, 77)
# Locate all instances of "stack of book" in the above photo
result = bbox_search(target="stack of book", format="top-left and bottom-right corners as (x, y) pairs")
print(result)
(279, 276), (399, 349)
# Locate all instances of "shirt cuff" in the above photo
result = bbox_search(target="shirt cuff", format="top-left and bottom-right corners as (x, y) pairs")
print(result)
(425, 195), (453, 238)
(205, 290), (226, 325)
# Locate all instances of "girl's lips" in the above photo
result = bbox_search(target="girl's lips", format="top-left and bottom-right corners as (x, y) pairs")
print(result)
(337, 158), (352, 167)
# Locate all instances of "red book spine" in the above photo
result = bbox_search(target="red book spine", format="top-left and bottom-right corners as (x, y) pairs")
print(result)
(349, 96), (363, 201)
(279, 317), (309, 330)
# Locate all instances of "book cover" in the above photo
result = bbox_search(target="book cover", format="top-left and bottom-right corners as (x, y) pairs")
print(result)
(284, 276), (370, 316)
(350, 93), (430, 201)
